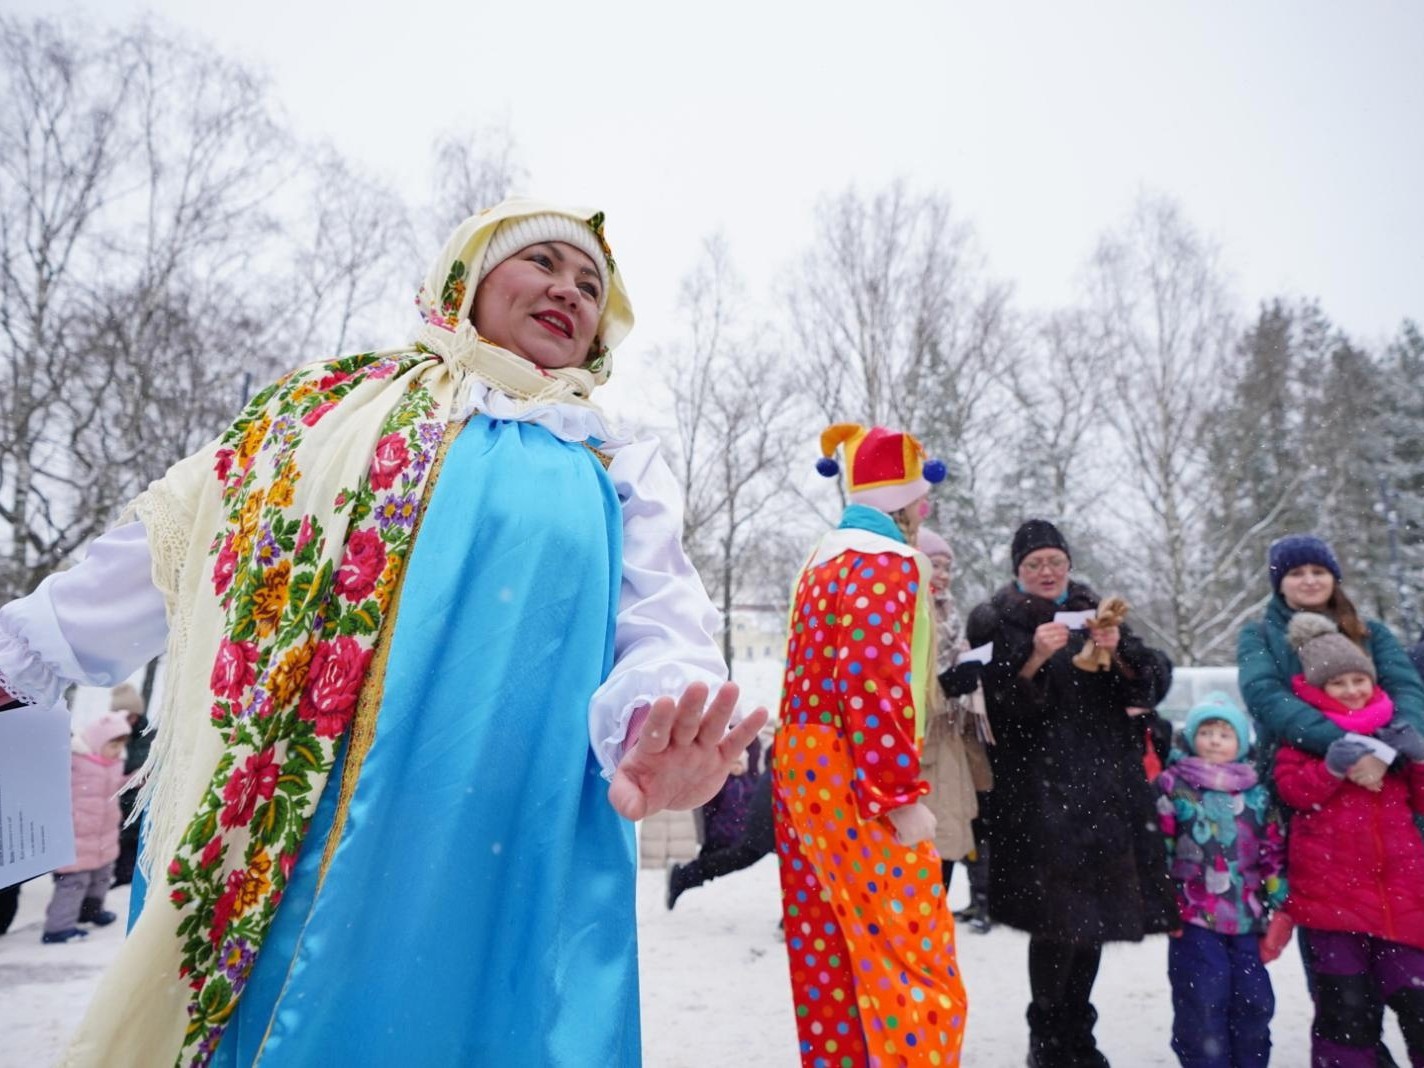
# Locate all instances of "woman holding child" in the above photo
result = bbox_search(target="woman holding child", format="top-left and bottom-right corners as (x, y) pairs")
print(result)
(1239, 534), (1424, 1066)
(1238, 534), (1424, 770)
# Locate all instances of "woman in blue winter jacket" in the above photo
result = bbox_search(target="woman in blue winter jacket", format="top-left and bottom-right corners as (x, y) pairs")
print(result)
(1237, 533), (1424, 1067)
(1238, 534), (1424, 771)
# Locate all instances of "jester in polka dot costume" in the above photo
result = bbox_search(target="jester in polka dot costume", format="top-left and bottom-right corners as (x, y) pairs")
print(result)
(773, 424), (966, 1068)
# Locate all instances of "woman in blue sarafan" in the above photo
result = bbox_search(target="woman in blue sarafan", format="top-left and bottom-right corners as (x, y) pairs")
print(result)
(0, 198), (766, 1067)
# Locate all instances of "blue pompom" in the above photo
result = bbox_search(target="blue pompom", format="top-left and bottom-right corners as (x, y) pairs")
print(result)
(815, 457), (840, 478)
(923, 458), (948, 484)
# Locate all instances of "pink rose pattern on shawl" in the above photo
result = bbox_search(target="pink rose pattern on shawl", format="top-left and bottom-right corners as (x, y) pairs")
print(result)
(368, 432), (411, 491)
(219, 748), (279, 830)
(297, 636), (373, 738)
(333, 528), (387, 602)
(166, 351), (445, 1066)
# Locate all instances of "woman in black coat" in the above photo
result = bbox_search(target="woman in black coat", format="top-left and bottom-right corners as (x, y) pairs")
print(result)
(966, 519), (1178, 1067)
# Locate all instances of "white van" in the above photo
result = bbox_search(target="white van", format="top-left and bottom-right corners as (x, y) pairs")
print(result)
(1155, 665), (1242, 726)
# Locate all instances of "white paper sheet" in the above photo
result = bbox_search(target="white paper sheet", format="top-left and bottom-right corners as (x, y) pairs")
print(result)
(1344, 731), (1398, 767)
(960, 641), (994, 665)
(0, 703), (75, 888)
(1053, 610), (1095, 630)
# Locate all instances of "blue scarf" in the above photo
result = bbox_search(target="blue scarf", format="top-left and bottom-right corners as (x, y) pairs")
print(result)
(838, 503), (906, 543)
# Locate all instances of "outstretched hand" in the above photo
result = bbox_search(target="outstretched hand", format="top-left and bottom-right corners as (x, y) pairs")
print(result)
(607, 681), (769, 822)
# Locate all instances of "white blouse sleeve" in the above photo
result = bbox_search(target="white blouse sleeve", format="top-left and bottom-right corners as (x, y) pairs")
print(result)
(0, 522), (168, 708)
(588, 436), (730, 778)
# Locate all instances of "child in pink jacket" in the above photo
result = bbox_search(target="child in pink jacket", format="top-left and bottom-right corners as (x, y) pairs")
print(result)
(42, 712), (132, 944)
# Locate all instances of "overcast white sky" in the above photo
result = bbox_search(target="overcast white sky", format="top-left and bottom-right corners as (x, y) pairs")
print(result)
(21, 1), (1424, 414)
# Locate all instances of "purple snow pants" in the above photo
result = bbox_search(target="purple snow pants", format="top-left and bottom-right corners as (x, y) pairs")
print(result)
(1304, 928), (1424, 1067)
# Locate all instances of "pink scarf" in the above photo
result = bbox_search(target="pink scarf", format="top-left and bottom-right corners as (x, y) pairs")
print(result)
(1290, 675), (1395, 733)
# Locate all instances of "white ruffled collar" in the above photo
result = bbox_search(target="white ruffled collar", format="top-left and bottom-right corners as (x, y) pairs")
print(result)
(451, 378), (629, 448)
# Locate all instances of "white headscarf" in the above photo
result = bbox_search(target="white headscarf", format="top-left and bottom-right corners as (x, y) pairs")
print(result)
(414, 197), (634, 411)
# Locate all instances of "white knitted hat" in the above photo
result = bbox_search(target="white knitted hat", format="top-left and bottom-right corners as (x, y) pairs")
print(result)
(477, 213), (609, 307)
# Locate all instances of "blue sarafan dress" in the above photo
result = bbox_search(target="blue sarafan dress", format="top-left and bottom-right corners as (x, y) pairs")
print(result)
(212, 413), (635, 1064)
(89, 403), (726, 1066)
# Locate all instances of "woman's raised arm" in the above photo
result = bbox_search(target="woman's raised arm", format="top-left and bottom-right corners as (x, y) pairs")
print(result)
(1237, 620), (1343, 755)
(0, 522), (167, 709)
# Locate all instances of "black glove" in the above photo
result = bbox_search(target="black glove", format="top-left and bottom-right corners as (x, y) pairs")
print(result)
(938, 660), (983, 697)
(1377, 721), (1424, 762)
(1324, 737), (1374, 777)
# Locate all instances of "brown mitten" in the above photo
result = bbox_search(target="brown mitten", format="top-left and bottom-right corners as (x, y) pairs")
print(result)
(1071, 596), (1130, 672)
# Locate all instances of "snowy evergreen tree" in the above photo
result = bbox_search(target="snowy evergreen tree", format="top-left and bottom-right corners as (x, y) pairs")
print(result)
(1300, 331), (1396, 622)
(1084, 194), (1237, 664)
(1374, 319), (1424, 636)
(1199, 300), (1325, 654)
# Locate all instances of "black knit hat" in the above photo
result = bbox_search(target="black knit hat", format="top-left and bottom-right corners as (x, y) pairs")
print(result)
(1010, 519), (1071, 573)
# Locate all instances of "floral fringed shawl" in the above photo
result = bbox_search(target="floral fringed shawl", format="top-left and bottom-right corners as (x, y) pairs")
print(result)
(168, 353), (445, 1063)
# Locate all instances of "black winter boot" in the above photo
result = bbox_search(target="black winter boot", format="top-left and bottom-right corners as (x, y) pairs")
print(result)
(42, 927), (89, 944)
(1067, 1004), (1109, 1067)
(665, 864), (686, 911)
(968, 890), (992, 933)
(0, 884), (18, 936)
(78, 897), (117, 926)
(1026, 1004), (1074, 1068)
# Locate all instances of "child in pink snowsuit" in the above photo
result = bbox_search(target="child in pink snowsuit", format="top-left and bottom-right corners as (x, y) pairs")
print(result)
(42, 712), (132, 944)
(1275, 612), (1424, 1067)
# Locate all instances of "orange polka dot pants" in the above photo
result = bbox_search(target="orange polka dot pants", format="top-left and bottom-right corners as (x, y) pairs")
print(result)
(773, 726), (967, 1068)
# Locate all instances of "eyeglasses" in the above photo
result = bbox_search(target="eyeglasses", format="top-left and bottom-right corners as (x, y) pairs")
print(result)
(1021, 556), (1070, 575)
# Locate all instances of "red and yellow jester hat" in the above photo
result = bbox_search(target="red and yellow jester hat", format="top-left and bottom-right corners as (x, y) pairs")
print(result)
(815, 423), (946, 513)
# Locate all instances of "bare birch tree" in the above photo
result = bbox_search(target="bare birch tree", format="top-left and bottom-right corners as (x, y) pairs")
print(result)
(663, 235), (808, 669)
(1086, 194), (1238, 662)
(0, 17), (289, 598)
(789, 181), (982, 431)
(286, 148), (413, 357)
(0, 18), (532, 607)
(0, 19), (137, 598)
(786, 181), (1022, 600)
(426, 124), (525, 250)
(1001, 310), (1109, 521)
(83, 23), (291, 480)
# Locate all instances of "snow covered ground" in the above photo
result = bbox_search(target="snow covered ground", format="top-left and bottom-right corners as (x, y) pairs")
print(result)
(2, 857), (1406, 1066)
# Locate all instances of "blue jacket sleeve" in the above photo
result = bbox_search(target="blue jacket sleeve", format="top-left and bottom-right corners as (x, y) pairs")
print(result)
(1370, 622), (1424, 732)
(1237, 620), (1343, 756)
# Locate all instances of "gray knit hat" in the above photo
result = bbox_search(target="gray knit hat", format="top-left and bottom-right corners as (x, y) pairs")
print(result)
(476, 213), (609, 308)
(1288, 612), (1376, 687)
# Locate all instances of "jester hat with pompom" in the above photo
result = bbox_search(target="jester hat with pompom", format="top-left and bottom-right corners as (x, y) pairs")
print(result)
(815, 423), (946, 513)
